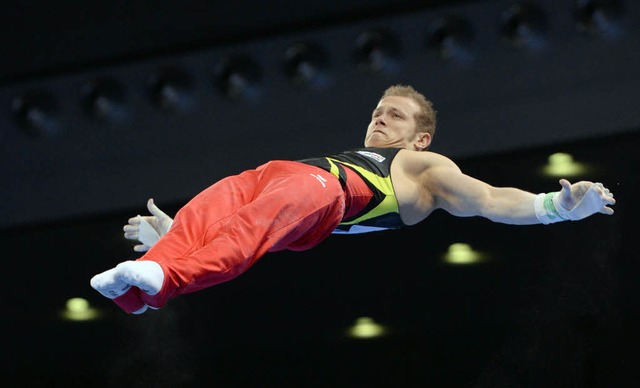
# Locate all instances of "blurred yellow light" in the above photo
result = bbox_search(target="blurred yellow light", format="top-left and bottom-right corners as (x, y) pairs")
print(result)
(61, 297), (99, 321)
(347, 317), (386, 339)
(542, 152), (587, 177)
(444, 242), (482, 265)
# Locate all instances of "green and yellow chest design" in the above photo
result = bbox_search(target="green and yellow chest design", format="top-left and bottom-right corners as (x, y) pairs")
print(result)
(300, 147), (405, 234)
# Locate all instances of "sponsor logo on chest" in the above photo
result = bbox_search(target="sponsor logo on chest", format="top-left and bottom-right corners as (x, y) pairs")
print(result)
(356, 150), (385, 163)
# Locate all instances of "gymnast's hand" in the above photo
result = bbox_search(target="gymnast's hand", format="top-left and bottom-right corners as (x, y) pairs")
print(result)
(555, 179), (616, 220)
(124, 198), (174, 252)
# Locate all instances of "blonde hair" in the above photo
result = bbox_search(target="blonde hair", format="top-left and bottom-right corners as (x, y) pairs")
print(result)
(381, 84), (437, 139)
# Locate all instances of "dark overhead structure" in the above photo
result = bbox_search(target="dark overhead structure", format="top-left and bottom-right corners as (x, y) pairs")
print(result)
(1, 0), (638, 229)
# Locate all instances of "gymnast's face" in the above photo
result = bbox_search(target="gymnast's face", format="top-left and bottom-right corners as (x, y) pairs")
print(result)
(364, 95), (429, 150)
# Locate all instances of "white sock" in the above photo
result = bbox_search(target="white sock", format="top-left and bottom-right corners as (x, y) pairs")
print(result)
(114, 260), (165, 295)
(90, 260), (165, 297)
(90, 267), (132, 299)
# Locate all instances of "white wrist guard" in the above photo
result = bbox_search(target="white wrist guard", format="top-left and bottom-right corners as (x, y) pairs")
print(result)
(535, 183), (610, 225)
(534, 192), (568, 224)
(138, 218), (162, 247)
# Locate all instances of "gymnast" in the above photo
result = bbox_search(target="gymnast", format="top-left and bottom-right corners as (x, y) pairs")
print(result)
(90, 84), (616, 314)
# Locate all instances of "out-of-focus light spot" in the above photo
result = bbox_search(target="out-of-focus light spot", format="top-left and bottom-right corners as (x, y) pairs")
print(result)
(214, 55), (262, 100)
(575, 0), (624, 39)
(542, 152), (587, 177)
(499, 2), (548, 51)
(355, 29), (401, 74)
(81, 77), (128, 122)
(426, 16), (475, 63)
(347, 317), (387, 339)
(61, 297), (99, 322)
(283, 41), (330, 89)
(444, 242), (483, 265)
(11, 91), (60, 137)
(148, 67), (195, 111)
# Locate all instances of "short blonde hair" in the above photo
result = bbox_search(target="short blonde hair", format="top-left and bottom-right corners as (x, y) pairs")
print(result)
(381, 84), (437, 139)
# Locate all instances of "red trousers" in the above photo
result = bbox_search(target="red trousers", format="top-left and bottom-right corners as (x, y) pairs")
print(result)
(113, 160), (354, 313)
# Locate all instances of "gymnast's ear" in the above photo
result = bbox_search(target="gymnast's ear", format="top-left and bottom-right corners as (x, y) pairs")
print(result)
(414, 131), (431, 151)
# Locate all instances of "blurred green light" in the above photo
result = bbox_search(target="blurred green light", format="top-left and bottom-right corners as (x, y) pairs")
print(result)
(347, 317), (386, 339)
(61, 297), (99, 321)
(444, 242), (482, 265)
(542, 152), (587, 177)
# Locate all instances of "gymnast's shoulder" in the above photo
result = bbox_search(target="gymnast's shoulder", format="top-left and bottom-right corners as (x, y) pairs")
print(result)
(393, 149), (462, 175)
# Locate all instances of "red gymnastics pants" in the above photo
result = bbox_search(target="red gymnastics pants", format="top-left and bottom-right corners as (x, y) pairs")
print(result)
(112, 160), (351, 313)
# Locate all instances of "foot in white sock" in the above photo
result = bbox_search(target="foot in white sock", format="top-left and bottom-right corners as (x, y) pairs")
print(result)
(90, 260), (165, 314)
(90, 267), (132, 299)
(114, 260), (164, 295)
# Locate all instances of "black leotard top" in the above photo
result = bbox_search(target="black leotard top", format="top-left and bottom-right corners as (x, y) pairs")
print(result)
(299, 147), (405, 234)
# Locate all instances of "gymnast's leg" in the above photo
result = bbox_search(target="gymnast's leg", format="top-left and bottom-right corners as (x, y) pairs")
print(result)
(91, 161), (345, 313)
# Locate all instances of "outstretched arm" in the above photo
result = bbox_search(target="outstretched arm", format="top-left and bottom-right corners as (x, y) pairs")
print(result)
(428, 165), (615, 225)
(123, 198), (174, 251)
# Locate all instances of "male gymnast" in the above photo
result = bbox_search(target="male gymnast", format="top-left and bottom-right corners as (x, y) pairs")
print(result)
(90, 84), (616, 314)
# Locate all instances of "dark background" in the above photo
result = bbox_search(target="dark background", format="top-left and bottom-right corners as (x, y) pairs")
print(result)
(2, 0), (639, 387)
